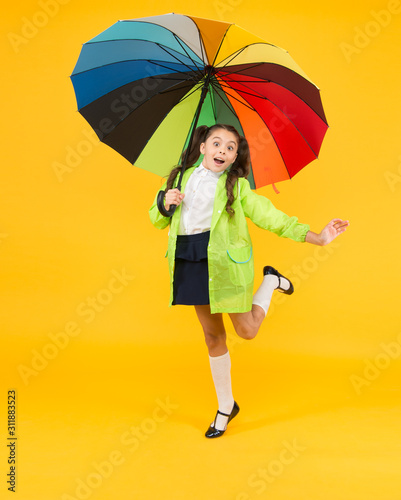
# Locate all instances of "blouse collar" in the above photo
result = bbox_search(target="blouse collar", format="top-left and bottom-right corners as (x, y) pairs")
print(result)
(197, 162), (226, 178)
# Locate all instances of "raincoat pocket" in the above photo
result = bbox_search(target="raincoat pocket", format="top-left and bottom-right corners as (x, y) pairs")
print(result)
(227, 246), (253, 286)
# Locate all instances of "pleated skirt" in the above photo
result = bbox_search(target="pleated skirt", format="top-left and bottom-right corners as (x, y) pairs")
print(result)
(172, 231), (210, 306)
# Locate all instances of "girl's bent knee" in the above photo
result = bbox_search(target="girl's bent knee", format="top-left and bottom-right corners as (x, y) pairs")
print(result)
(237, 325), (258, 340)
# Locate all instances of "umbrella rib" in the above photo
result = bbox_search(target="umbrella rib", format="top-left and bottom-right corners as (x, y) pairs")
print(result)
(209, 80), (292, 185)
(209, 80), (243, 122)
(149, 76), (198, 82)
(153, 81), (197, 99)
(171, 34), (206, 74)
(216, 78), (265, 101)
(217, 60), (323, 113)
(88, 79), (198, 145)
(210, 25), (232, 67)
(175, 84), (204, 104)
(219, 65), (318, 101)
(212, 78), (292, 178)
(218, 60), (265, 74)
(223, 83), (320, 177)
(211, 86), (218, 122)
(144, 60), (202, 83)
(211, 79), (257, 112)
(216, 43), (281, 70)
(123, 20), (207, 69)
(197, 28), (209, 66)
(155, 42), (205, 79)
(71, 57), (201, 82)
(219, 65), (327, 125)
(219, 77), (322, 157)
(84, 35), (205, 67)
(217, 76), (270, 85)
(216, 88), (256, 112)
(219, 62), (266, 75)
(206, 82), (218, 123)
(217, 46), (249, 69)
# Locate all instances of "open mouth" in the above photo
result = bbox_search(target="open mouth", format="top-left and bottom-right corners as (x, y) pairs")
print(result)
(214, 158), (225, 166)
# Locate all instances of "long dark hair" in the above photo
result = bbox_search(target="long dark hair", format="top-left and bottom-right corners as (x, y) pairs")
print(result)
(165, 124), (251, 217)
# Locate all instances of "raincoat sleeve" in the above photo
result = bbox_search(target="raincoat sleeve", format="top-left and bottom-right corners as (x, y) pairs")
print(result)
(239, 179), (310, 242)
(149, 184), (171, 230)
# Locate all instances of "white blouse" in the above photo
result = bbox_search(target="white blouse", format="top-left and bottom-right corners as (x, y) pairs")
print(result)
(178, 163), (225, 235)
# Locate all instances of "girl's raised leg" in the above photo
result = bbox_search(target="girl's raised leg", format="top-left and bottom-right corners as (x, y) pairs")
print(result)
(229, 267), (292, 341)
(229, 304), (266, 341)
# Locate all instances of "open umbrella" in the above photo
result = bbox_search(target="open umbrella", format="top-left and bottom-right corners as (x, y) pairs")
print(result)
(71, 13), (328, 215)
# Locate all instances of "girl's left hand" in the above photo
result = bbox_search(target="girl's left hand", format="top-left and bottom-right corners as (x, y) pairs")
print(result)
(319, 219), (350, 245)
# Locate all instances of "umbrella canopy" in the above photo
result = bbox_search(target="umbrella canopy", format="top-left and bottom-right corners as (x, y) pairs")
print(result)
(71, 13), (328, 189)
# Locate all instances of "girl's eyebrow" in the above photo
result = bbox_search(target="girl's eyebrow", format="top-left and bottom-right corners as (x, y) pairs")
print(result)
(211, 136), (237, 145)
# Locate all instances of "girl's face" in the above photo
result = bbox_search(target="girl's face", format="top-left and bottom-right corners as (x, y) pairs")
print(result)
(200, 129), (238, 173)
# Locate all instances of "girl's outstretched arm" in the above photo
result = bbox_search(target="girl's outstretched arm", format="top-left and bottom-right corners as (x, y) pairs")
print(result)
(305, 219), (349, 246)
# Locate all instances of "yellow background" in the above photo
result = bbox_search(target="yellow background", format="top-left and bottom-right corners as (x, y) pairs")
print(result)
(1, 0), (401, 498)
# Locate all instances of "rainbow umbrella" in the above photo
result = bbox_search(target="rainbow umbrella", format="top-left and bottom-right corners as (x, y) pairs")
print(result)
(71, 13), (328, 204)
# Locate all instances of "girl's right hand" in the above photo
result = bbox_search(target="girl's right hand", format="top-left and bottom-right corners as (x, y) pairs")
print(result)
(165, 188), (185, 211)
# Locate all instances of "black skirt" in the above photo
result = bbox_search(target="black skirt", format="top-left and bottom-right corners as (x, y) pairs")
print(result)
(172, 231), (210, 306)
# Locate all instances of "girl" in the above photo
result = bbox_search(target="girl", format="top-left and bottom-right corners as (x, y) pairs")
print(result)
(149, 124), (349, 438)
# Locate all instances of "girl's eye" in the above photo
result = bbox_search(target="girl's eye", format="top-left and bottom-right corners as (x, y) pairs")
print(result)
(228, 146), (233, 151)
(213, 142), (219, 147)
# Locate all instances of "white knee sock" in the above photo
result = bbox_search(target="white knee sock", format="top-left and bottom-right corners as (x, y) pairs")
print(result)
(252, 274), (280, 316)
(209, 351), (235, 431)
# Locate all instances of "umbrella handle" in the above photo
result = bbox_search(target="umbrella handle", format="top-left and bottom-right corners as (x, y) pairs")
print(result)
(155, 69), (213, 219)
(157, 190), (177, 217)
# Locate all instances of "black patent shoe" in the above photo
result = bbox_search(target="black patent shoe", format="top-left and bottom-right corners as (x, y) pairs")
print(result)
(205, 401), (240, 438)
(263, 266), (294, 295)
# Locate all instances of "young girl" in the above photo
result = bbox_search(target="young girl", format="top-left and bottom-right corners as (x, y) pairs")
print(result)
(149, 124), (349, 438)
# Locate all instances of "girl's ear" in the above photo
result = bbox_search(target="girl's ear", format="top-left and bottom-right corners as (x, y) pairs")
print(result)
(200, 142), (206, 154)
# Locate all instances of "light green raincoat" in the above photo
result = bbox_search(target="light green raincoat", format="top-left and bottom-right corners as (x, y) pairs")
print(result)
(149, 167), (310, 314)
